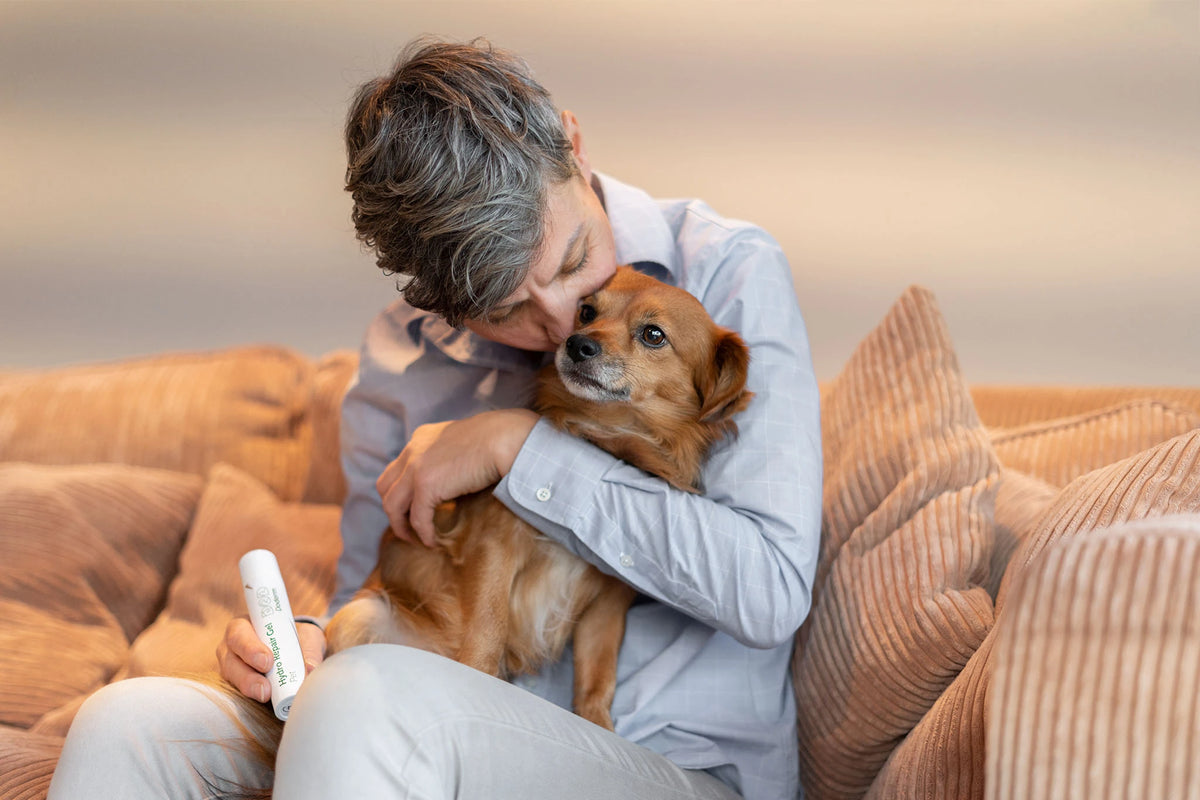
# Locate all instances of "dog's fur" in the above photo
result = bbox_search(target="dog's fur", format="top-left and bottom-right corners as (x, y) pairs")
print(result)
(213, 267), (752, 783)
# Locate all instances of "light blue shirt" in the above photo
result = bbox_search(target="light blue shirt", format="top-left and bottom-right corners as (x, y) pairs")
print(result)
(335, 172), (822, 800)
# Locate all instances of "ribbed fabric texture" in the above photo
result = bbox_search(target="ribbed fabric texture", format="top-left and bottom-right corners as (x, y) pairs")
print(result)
(983, 469), (1058, 599)
(988, 515), (1200, 800)
(300, 349), (357, 505)
(124, 463), (341, 681)
(871, 428), (1200, 800)
(0, 464), (202, 728)
(797, 286), (999, 800)
(1001, 428), (1200, 603)
(970, 386), (1200, 430)
(990, 399), (1200, 488)
(0, 346), (315, 501)
(0, 728), (61, 800)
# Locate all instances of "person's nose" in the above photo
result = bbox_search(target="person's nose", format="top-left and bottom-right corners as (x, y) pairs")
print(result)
(531, 289), (578, 345)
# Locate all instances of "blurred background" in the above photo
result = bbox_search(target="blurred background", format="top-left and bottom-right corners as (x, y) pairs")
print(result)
(1, 1), (1196, 385)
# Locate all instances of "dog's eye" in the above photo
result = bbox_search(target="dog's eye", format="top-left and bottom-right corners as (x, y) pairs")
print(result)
(639, 325), (667, 348)
(578, 304), (597, 324)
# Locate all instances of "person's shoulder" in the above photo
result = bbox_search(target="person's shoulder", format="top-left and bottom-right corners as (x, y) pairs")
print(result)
(363, 296), (429, 352)
(659, 196), (783, 260)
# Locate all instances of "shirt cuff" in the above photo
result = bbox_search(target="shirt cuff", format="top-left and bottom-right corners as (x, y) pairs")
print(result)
(493, 417), (615, 550)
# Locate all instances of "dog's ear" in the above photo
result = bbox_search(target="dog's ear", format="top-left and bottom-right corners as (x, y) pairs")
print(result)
(698, 329), (753, 427)
(433, 500), (460, 534)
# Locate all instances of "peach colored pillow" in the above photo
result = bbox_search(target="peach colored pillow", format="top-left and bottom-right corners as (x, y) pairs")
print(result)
(988, 515), (1200, 800)
(0, 727), (63, 800)
(0, 346), (315, 501)
(795, 286), (999, 800)
(0, 463), (202, 728)
(300, 349), (357, 505)
(125, 463), (342, 681)
(869, 428), (1200, 800)
(989, 398), (1199, 488)
(970, 385), (1200, 429)
(983, 469), (1058, 599)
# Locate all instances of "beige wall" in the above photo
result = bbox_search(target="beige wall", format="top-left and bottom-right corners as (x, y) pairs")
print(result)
(1, 1), (1196, 385)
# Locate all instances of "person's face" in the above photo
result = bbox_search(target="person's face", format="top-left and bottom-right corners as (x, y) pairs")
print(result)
(463, 113), (617, 353)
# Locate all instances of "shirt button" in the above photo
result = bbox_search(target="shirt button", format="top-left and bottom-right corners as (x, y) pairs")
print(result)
(535, 486), (552, 502)
(619, 553), (634, 567)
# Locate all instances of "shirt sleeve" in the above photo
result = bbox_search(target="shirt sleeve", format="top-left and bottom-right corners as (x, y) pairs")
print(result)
(330, 314), (415, 618)
(494, 233), (823, 649)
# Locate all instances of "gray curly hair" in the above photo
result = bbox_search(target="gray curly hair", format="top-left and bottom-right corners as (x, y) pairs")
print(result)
(344, 37), (580, 327)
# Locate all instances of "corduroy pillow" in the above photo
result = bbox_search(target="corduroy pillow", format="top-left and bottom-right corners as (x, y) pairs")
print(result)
(0, 463), (203, 728)
(988, 514), (1200, 800)
(794, 285), (999, 800)
(983, 469), (1058, 599)
(0, 346), (315, 501)
(123, 463), (342, 682)
(970, 385), (1200, 429)
(989, 398), (1200, 488)
(0, 727), (63, 800)
(869, 428), (1200, 800)
(300, 349), (357, 505)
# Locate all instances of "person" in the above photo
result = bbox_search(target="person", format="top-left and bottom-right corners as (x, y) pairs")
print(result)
(48, 37), (821, 800)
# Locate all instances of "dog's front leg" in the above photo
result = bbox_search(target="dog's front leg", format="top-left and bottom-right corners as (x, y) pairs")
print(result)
(571, 577), (637, 731)
(453, 534), (518, 677)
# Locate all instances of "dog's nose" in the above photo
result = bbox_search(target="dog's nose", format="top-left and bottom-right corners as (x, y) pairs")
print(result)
(565, 334), (601, 363)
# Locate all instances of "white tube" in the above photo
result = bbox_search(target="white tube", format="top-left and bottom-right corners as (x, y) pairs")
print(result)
(238, 549), (306, 721)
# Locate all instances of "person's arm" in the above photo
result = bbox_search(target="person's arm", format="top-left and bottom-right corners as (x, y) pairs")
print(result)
(494, 238), (822, 648)
(333, 376), (406, 617)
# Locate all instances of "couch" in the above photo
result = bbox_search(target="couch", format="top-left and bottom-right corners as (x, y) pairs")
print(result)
(1, 286), (1197, 800)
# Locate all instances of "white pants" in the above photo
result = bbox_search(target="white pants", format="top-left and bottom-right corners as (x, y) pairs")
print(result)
(49, 644), (741, 799)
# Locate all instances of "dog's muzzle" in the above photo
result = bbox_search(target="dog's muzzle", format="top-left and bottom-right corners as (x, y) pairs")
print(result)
(555, 336), (630, 403)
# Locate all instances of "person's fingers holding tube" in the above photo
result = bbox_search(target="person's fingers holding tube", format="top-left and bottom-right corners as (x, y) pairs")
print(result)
(216, 616), (273, 703)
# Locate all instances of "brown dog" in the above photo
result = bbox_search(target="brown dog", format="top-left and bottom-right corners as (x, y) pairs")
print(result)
(323, 266), (753, 729)
(216, 267), (752, 775)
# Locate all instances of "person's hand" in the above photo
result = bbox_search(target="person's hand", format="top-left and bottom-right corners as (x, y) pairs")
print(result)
(216, 616), (326, 703)
(378, 408), (539, 547)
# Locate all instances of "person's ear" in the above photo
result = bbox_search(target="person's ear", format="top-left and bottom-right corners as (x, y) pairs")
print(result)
(561, 110), (593, 182)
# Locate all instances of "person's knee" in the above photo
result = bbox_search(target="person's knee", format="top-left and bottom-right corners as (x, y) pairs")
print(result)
(69, 677), (222, 744)
(51, 676), (260, 800)
(282, 644), (488, 753)
(274, 646), (491, 794)
(291, 644), (469, 723)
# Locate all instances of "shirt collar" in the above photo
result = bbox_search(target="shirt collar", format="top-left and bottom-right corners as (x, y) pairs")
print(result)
(593, 171), (679, 280)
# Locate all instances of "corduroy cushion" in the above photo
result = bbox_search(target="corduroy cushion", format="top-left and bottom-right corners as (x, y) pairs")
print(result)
(794, 285), (999, 800)
(988, 514), (1200, 800)
(0, 464), (202, 728)
(983, 469), (1059, 598)
(989, 398), (1200, 488)
(124, 463), (341, 682)
(999, 427), (1200, 608)
(970, 385), (1200, 429)
(0, 727), (62, 800)
(300, 349), (357, 505)
(0, 346), (315, 501)
(870, 428), (1200, 799)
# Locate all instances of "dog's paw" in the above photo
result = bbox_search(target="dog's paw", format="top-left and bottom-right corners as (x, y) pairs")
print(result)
(575, 699), (615, 731)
